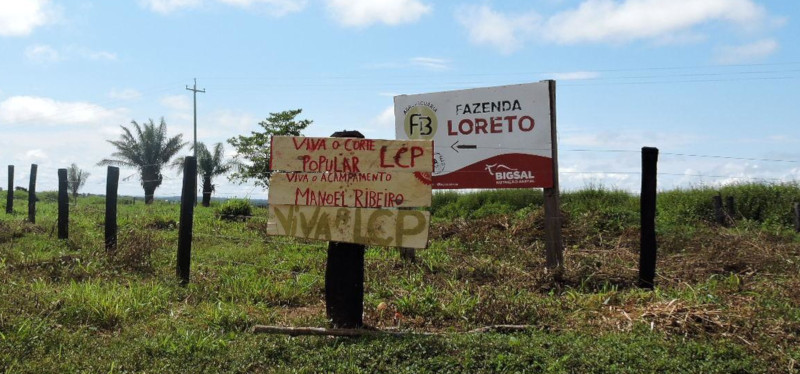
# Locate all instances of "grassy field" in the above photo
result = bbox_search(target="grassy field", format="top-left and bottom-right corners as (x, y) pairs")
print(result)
(1, 183), (799, 373)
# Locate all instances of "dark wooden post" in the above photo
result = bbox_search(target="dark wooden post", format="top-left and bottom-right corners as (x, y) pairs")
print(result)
(638, 147), (658, 289)
(177, 156), (197, 285)
(6, 165), (13, 214)
(58, 168), (69, 239)
(325, 130), (365, 328)
(712, 194), (725, 225)
(794, 203), (799, 233)
(27, 164), (37, 223)
(543, 79), (564, 271)
(399, 247), (416, 262)
(105, 166), (119, 252)
(725, 196), (736, 225)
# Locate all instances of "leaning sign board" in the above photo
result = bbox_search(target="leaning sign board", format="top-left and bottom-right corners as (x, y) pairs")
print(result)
(394, 81), (553, 189)
(267, 136), (433, 248)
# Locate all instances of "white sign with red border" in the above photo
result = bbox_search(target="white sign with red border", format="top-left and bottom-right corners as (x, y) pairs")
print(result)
(394, 82), (553, 189)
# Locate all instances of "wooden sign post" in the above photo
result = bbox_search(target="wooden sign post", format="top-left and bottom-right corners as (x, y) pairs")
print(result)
(267, 132), (433, 327)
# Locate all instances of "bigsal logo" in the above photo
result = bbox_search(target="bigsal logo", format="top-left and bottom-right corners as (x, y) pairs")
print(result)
(485, 164), (535, 182)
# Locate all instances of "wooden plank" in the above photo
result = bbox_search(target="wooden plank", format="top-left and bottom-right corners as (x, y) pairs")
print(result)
(268, 171), (432, 208)
(267, 205), (430, 249)
(270, 136), (433, 173)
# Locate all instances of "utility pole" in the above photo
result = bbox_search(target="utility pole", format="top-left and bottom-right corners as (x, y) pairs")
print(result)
(185, 78), (205, 159)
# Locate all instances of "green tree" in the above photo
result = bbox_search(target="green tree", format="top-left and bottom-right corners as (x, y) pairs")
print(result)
(227, 109), (312, 187)
(172, 142), (234, 207)
(99, 118), (186, 204)
(66, 163), (90, 204)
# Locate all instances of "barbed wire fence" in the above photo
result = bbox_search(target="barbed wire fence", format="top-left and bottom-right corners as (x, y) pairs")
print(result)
(2, 147), (799, 244)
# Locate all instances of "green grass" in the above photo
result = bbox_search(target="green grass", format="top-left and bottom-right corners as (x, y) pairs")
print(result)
(1, 185), (799, 372)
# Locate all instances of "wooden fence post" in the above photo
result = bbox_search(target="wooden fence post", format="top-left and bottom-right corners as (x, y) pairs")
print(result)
(6, 165), (13, 214)
(638, 147), (658, 289)
(399, 247), (416, 263)
(105, 166), (119, 252)
(325, 131), (366, 328)
(177, 156), (197, 285)
(725, 196), (736, 224)
(794, 202), (799, 233)
(712, 194), (725, 225)
(28, 164), (37, 223)
(58, 168), (69, 239)
(543, 79), (564, 271)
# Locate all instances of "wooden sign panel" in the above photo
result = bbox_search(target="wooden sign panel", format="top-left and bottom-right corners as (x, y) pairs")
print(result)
(270, 136), (434, 173)
(268, 171), (432, 208)
(267, 205), (430, 249)
(268, 136), (433, 248)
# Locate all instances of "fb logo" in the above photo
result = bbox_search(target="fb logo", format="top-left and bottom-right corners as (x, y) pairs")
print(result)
(409, 114), (433, 136)
(403, 105), (437, 140)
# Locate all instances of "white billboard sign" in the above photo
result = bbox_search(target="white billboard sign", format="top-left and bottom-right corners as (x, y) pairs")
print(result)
(394, 81), (553, 189)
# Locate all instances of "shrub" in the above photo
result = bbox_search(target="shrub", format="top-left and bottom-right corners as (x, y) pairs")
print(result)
(216, 199), (252, 221)
(110, 227), (159, 273)
(432, 189), (542, 219)
(144, 215), (177, 230)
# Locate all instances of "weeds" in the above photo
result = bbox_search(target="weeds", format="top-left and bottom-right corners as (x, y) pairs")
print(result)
(0, 186), (798, 372)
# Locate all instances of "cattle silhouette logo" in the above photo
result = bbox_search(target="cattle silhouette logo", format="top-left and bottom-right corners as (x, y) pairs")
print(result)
(484, 163), (517, 176)
(485, 163), (535, 182)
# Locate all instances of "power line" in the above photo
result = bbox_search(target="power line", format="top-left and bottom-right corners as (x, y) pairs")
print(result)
(661, 152), (799, 164)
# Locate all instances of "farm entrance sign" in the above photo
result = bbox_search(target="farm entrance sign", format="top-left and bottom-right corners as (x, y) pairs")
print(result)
(267, 136), (433, 248)
(394, 81), (554, 189)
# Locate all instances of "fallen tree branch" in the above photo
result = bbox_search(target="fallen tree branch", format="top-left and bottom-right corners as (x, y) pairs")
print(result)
(252, 326), (409, 337)
(467, 325), (532, 333)
(252, 324), (533, 337)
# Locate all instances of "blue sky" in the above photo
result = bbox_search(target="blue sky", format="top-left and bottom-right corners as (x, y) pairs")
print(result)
(1, 0), (798, 197)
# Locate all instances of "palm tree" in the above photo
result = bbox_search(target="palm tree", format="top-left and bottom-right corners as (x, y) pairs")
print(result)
(99, 118), (186, 204)
(66, 163), (90, 205)
(173, 142), (234, 207)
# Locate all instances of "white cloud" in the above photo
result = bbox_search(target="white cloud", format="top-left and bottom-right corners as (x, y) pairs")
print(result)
(715, 38), (778, 64)
(368, 57), (451, 71)
(198, 110), (258, 141)
(550, 71), (600, 80)
(160, 95), (192, 111)
(455, 5), (540, 54)
(141, 0), (305, 15)
(359, 106), (396, 139)
(109, 89), (142, 101)
(218, 0), (307, 16)
(560, 129), (698, 149)
(375, 105), (394, 129)
(0, 0), (54, 36)
(456, 0), (773, 53)
(326, 0), (432, 27)
(24, 44), (117, 64)
(410, 57), (450, 71)
(140, 0), (202, 14)
(0, 96), (126, 126)
(85, 50), (118, 61)
(25, 44), (61, 63)
(545, 0), (767, 44)
(23, 149), (49, 161)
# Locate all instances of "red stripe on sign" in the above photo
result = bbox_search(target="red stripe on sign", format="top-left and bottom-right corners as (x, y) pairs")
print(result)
(433, 153), (554, 189)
